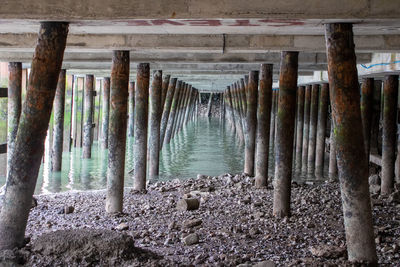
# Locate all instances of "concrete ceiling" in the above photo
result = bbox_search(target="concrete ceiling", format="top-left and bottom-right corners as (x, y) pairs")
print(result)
(0, 1), (398, 90)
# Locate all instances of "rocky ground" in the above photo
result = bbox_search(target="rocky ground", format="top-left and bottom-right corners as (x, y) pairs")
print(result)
(1, 172), (400, 266)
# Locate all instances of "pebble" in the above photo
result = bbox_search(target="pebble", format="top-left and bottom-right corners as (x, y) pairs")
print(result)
(182, 233), (199, 245)
(116, 222), (129, 231)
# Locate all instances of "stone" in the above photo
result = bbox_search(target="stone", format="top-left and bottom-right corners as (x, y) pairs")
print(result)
(240, 195), (251, 205)
(369, 184), (381, 194)
(31, 197), (38, 209)
(309, 245), (346, 258)
(168, 221), (177, 230)
(64, 206), (74, 214)
(116, 222), (129, 231)
(183, 218), (202, 228)
(182, 233), (199, 245)
(388, 191), (400, 203)
(176, 198), (200, 211)
(197, 174), (208, 180)
(253, 260), (276, 267)
(369, 174), (381, 185)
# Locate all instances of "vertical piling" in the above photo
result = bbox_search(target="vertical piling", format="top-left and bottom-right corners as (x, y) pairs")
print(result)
(295, 86), (305, 171)
(133, 63), (150, 190)
(272, 51), (298, 217)
(161, 75), (171, 108)
(160, 78), (177, 148)
(302, 85), (311, 172)
(307, 84), (319, 173)
(128, 81), (135, 137)
(315, 83), (329, 177)
(106, 50), (129, 213)
(244, 71), (258, 176)
(0, 22), (68, 250)
(360, 78), (374, 164)
(164, 81), (181, 145)
(82, 75), (94, 158)
(207, 92), (213, 117)
(270, 90), (277, 150)
(101, 78), (110, 149)
(51, 69), (66, 171)
(149, 70), (163, 178)
(255, 64), (273, 187)
(7, 62), (22, 178)
(328, 119), (338, 180)
(381, 75), (399, 195)
(325, 23), (377, 264)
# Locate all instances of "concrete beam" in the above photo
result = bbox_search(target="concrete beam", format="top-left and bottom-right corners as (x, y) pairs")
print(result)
(0, 1), (398, 20)
(0, 33), (396, 53)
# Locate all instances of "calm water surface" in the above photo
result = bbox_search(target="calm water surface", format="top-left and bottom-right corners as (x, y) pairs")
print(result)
(0, 117), (328, 195)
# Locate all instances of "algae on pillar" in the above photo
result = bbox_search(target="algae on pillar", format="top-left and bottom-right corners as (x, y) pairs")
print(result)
(272, 51), (298, 217)
(101, 77), (110, 149)
(0, 22), (68, 250)
(106, 50), (129, 213)
(255, 64), (273, 187)
(149, 70), (163, 178)
(134, 63), (150, 190)
(51, 69), (66, 171)
(7, 62), (22, 178)
(325, 23), (377, 264)
(83, 75), (94, 158)
(244, 71), (258, 176)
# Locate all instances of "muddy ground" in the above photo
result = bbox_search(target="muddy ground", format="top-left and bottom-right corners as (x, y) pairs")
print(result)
(1, 173), (400, 266)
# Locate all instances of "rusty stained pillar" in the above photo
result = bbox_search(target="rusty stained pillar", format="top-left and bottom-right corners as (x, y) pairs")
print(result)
(149, 70), (163, 178)
(295, 86), (305, 172)
(160, 78), (177, 148)
(0, 22), (68, 250)
(272, 51), (298, 217)
(307, 84), (319, 173)
(82, 75), (94, 159)
(106, 50), (129, 213)
(101, 77), (110, 149)
(255, 64), (273, 187)
(133, 63), (150, 190)
(161, 74), (171, 108)
(128, 81), (135, 137)
(315, 83), (329, 177)
(51, 69), (66, 171)
(381, 75), (399, 195)
(360, 78), (374, 164)
(325, 23), (377, 264)
(164, 81), (182, 145)
(244, 71), (258, 176)
(328, 118), (338, 180)
(7, 62), (22, 178)
(301, 85), (312, 173)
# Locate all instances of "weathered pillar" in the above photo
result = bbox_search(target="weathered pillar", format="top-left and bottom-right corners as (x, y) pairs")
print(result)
(328, 119), (338, 180)
(67, 75), (74, 152)
(226, 87), (236, 133)
(295, 86), (305, 171)
(381, 75), (399, 195)
(106, 50), (129, 213)
(161, 74), (171, 108)
(325, 23), (377, 264)
(307, 84), (319, 173)
(7, 62), (22, 178)
(184, 86), (195, 125)
(233, 86), (244, 141)
(82, 75), (94, 158)
(51, 69), (66, 171)
(302, 85), (311, 172)
(133, 63), (150, 190)
(101, 78), (111, 149)
(176, 83), (190, 133)
(272, 51), (298, 217)
(207, 92), (213, 117)
(172, 82), (185, 137)
(270, 90), (277, 150)
(239, 79), (247, 117)
(179, 85), (191, 130)
(219, 93), (224, 122)
(244, 71), (258, 176)
(160, 78), (177, 148)
(0, 22), (68, 250)
(128, 81), (135, 137)
(149, 70), (163, 178)
(360, 78), (374, 163)
(315, 83), (329, 177)
(255, 64), (273, 187)
(164, 81), (181, 144)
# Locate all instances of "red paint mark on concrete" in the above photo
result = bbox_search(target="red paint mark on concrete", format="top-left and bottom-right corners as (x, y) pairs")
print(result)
(229, 20), (260, 26)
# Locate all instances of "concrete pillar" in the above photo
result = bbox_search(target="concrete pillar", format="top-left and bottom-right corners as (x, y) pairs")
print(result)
(106, 50), (129, 213)
(133, 63), (150, 191)
(240, 78), (247, 116)
(164, 81), (181, 145)
(381, 75), (399, 195)
(72, 76), (78, 147)
(302, 85), (311, 172)
(307, 84), (319, 173)
(51, 69), (66, 171)
(270, 90), (277, 150)
(82, 75), (94, 159)
(295, 86), (305, 171)
(180, 85), (191, 129)
(101, 77), (110, 149)
(207, 92), (213, 117)
(226, 87), (236, 133)
(244, 71), (258, 176)
(160, 78), (177, 148)
(233, 86), (244, 141)
(161, 74), (171, 108)
(7, 62), (22, 178)
(172, 82), (185, 137)
(315, 83), (329, 177)
(360, 78), (374, 164)
(325, 23), (377, 264)
(255, 64), (273, 187)
(177, 83), (190, 133)
(128, 81), (135, 137)
(329, 119), (338, 180)
(67, 75), (74, 152)
(219, 93), (224, 122)
(184, 87), (195, 125)
(0, 22), (68, 250)
(149, 70), (163, 178)
(272, 51), (298, 217)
